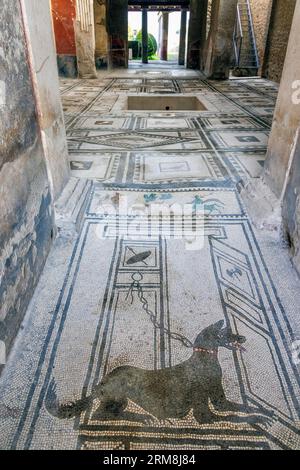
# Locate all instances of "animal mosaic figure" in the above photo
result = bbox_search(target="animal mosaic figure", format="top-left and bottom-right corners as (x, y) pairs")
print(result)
(45, 321), (274, 427)
(203, 199), (225, 215)
(192, 195), (225, 215)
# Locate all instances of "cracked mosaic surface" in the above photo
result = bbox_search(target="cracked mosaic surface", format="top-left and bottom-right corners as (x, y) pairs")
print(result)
(1, 69), (300, 450)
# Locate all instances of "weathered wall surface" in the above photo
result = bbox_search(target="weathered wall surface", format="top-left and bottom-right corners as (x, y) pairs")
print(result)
(51, 0), (78, 77)
(74, 21), (98, 78)
(282, 133), (300, 274)
(74, 0), (97, 78)
(262, 0), (296, 82)
(94, 0), (108, 68)
(0, 1), (54, 363)
(249, 0), (273, 73)
(203, 0), (238, 79)
(107, 0), (128, 68)
(187, 0), (208, 69)
(264, 0), (299, 197)
(263, 0), (300, 273)
(23, 0), (70, 200)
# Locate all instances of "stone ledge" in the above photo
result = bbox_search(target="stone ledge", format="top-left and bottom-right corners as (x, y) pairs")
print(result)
(240, 177), (283, 234)
(55, 177), (92, 237)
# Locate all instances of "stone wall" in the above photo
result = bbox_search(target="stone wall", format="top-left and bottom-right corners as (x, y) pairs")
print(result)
(249, 0), (273, 73)
(262, 0), (296, 82)
(51, 0), (78, 77)
(0, 1), (55, 365)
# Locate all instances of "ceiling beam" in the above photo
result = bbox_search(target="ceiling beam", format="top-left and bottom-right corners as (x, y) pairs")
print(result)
(128, 1), (190, 7)
(128, 6), (186, 11)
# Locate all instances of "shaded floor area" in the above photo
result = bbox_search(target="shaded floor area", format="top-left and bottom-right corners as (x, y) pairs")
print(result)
(0, 68), (300, 450)
(128, 60), (182, 69)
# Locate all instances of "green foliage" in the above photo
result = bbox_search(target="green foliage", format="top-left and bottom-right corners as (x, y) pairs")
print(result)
(136, 30), (158, 58)
(128, 25), (134, 40)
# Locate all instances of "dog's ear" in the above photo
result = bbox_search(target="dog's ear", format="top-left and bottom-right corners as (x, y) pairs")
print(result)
(212, 320), (224, 331)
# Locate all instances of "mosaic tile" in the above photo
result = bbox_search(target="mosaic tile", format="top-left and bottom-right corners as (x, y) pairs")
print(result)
(1, 71), (299, 450)
(129, 152), (228, 186)
(209, 130), (269, 150)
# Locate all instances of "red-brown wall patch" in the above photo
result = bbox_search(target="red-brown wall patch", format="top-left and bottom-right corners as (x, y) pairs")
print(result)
(51, 0), (76, 55)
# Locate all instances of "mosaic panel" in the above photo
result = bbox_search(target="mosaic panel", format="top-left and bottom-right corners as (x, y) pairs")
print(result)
(2, 73), (298, 452)
(3, 219), (299, 450)
(129, 152), (228, 185)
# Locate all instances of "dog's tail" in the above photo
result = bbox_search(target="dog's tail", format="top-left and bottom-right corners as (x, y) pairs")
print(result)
(45, 378), (95, 419)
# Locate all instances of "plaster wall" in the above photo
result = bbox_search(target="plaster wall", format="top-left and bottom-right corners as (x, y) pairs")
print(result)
(262, 0), (296, 82)
(263, 0), (300, 273)
(187, 0), (208, 69)
(22, 0), (70, 200)
(107, 0), (128, 68)
(51, 0), (77, 77)
(264, 1), (300, 197)
(248, 0), (273, 73)
(0, 1), (55, 364)
(282, 132), (300, 274)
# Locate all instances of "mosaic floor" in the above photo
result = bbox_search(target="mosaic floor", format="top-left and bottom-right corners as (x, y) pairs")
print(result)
(1, 68), (300, 450)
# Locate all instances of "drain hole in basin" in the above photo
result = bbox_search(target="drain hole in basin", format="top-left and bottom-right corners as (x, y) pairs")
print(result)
(127, 95), (207, 111)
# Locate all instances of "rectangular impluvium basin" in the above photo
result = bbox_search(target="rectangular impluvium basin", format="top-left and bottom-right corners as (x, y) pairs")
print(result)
(127, 95), (207, 111)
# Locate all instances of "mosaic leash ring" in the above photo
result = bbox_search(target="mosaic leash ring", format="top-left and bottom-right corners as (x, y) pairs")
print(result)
(126, 271), (194, 349)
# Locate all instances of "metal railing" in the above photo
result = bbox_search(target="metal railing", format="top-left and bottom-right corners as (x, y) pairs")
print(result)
(245, 0), (260, 68)
(233, 0), (260, 69)
(233, 4), (243, 67)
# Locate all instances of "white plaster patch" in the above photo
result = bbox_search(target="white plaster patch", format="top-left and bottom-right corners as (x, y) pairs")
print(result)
(0, 341), (6, 365)
(0, 81), (5, 107)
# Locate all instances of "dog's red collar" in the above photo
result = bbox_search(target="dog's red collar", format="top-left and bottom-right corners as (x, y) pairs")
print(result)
(193, 347), (218, 356)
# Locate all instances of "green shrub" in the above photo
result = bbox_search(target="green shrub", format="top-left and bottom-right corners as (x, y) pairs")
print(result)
(136, 30), (158, 58)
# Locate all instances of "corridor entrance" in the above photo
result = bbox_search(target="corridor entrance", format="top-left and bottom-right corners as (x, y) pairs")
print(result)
(1, 0), (300, 453)
(128, 3), (189, 66)
(1, 63), (300, 449)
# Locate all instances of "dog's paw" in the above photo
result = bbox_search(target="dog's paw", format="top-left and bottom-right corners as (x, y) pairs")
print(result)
(250, 414), (277, 427)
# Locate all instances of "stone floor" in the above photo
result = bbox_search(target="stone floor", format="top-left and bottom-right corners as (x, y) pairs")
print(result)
(1, 67), (300, 450)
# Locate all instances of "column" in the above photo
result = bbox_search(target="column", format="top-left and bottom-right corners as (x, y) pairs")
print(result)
(94, 0), (108, 68)
(203, 0), (238, 79)
(178, 9), (187, 66)
(187, 0), (208, 69)
(107, 0), (128, 68)
(22, 0), (70, 198)
(160, 12), (169, 61)
(142, 8), (148, 64)
(74, 0), (97, 78)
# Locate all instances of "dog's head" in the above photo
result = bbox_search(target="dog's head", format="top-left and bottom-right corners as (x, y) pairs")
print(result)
(193, 320), (246, 352)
